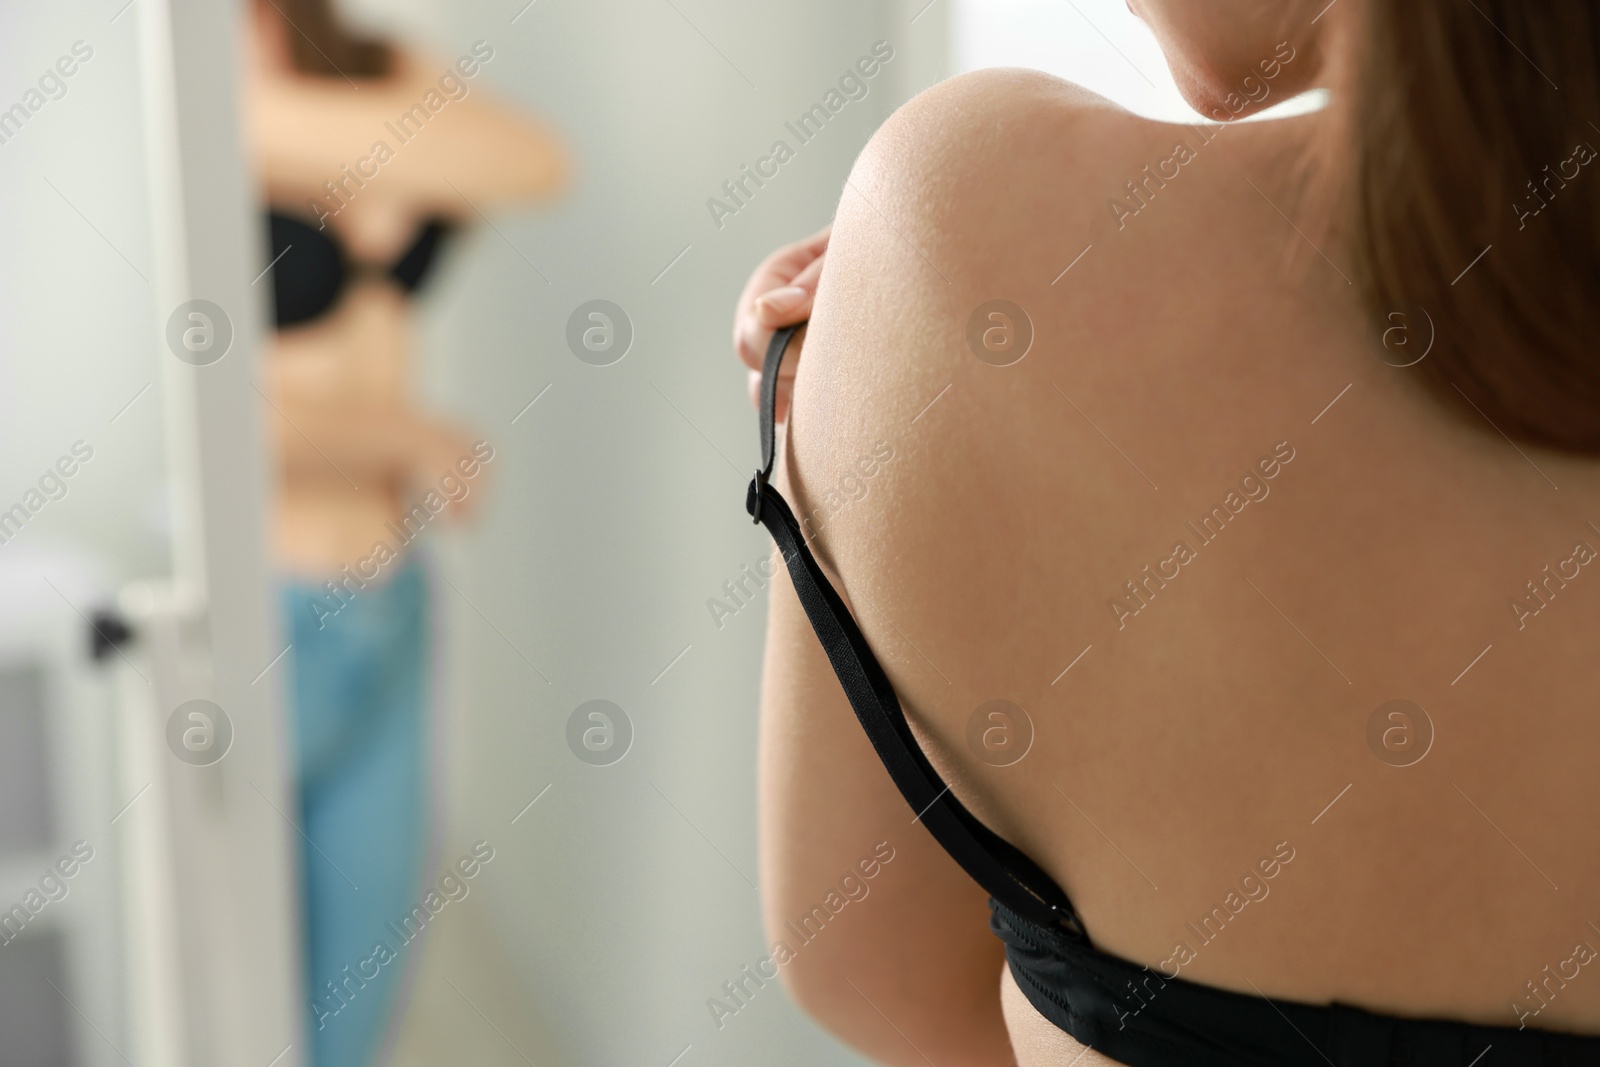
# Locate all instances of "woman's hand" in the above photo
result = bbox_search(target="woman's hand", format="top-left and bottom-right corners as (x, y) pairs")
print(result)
(409, 416), (486, 521)
(734, 223), (830, 422)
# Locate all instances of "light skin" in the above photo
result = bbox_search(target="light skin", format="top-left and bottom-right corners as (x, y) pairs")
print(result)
(734, 222), (828, 421)
(248, 2), (567, 575)
(741, 4), (1600, 1066)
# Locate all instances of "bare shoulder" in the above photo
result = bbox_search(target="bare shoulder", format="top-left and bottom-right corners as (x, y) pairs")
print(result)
(791, 66), (1280, 441)
(786, 68), (1248, 562)
(837, 68), (1159, 275)
(783, 70), (1195, 806)
(791, 68), (1177, 439)
(790, 68), (1344, 533)
(858, 65), (1137, 171)
(783, 68), (1355, 843)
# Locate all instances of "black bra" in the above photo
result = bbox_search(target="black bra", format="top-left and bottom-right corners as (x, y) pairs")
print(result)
(265, 210), (454, 329)
(748, 322), (1600, 1066)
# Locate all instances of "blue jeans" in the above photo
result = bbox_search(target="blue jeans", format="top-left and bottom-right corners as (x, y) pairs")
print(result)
(281, 557), (432, 1067)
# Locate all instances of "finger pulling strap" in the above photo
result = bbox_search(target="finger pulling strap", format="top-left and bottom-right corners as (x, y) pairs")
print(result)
(746, 323), (1086, 939)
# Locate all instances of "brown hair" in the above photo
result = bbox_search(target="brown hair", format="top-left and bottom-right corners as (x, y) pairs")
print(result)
(1353, 2), (1600, 452)
(265, 0), (393, 79)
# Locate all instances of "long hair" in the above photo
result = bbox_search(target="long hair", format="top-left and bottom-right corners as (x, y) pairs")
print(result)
(1352, 2), (1600, 452)
(264, 0), (393, 78)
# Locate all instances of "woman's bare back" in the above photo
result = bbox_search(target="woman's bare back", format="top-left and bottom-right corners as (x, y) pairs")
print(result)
(775, 68), (1600, 1065)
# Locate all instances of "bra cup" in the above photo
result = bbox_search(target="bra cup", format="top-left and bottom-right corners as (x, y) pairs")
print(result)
(264, 211), (454, 328)
(388, 219), (454, 293)
(268, 212), (346, 328)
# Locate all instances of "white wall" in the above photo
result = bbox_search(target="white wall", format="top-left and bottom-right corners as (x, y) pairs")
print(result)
(0, 6), (169, 1065)
(952, 0), (1324, 121)
(0, 3), (171, 584)
(372, 1), (947, 1063)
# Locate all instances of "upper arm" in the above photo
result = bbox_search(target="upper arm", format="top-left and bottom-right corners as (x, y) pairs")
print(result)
(758, 544), (1012, 1066)
(757, 69), (1134, 1065)
(253, 48), (569, 211)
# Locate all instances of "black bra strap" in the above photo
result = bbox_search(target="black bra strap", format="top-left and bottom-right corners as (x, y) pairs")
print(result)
(746, 322), (1087, 938)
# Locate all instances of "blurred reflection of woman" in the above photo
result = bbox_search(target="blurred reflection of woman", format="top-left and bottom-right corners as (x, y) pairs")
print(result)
(247, 3), (565, 1063)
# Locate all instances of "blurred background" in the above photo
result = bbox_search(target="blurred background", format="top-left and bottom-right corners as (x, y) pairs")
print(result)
(0, 2), (1245, 1064)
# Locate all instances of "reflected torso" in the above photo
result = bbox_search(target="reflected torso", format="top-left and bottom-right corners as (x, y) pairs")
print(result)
(267, 199), (429, 573)
(249, 45), (564, 575)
